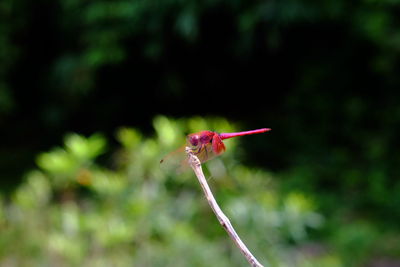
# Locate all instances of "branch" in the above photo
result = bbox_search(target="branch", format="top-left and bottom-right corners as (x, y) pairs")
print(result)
(185, 147), (264, 267)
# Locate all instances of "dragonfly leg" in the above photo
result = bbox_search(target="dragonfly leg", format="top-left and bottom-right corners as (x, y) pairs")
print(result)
(193, 145), (202, 155)
(204, 144), (208, 159)
(196, 144), (205, 155)
(194, 144), (208, 160)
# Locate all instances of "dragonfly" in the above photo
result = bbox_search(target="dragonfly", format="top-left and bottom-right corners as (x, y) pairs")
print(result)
(160, 128), (271, 172)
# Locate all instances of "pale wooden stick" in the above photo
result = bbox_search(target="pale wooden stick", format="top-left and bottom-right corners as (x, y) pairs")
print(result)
(185, 147), (264, 267)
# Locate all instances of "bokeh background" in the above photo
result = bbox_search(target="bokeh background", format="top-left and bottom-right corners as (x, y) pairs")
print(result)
(1, 0), (400, 266)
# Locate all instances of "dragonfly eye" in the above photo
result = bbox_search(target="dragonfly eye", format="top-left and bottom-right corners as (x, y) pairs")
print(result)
(188, 135), (199, 147)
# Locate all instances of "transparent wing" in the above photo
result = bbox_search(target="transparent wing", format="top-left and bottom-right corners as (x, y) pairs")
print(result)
(160, 145), (190, 173)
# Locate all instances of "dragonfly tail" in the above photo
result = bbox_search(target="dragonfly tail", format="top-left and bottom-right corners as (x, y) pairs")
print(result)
(219, 128), (271, 140)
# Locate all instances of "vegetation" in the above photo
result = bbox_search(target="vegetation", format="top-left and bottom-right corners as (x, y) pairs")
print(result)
(1, 117), (327, 266)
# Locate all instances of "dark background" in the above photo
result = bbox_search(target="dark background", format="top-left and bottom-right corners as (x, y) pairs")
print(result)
(1, 0), (400, 258)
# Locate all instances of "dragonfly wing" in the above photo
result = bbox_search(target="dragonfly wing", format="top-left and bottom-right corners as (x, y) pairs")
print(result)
(160, 145), (190, 173)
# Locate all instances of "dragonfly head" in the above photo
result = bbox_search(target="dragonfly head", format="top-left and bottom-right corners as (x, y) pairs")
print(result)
(187, 134), (200, 147)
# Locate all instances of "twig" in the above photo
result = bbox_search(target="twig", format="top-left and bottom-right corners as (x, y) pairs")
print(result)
(186, 147), (264, 267)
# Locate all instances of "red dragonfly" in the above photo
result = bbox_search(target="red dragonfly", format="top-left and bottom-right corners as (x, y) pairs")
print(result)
(160, 128), (271, 172)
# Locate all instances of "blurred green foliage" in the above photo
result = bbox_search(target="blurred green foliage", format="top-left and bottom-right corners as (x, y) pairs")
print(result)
(2, 116), (399, 266)
(1, 117), (333, 266)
